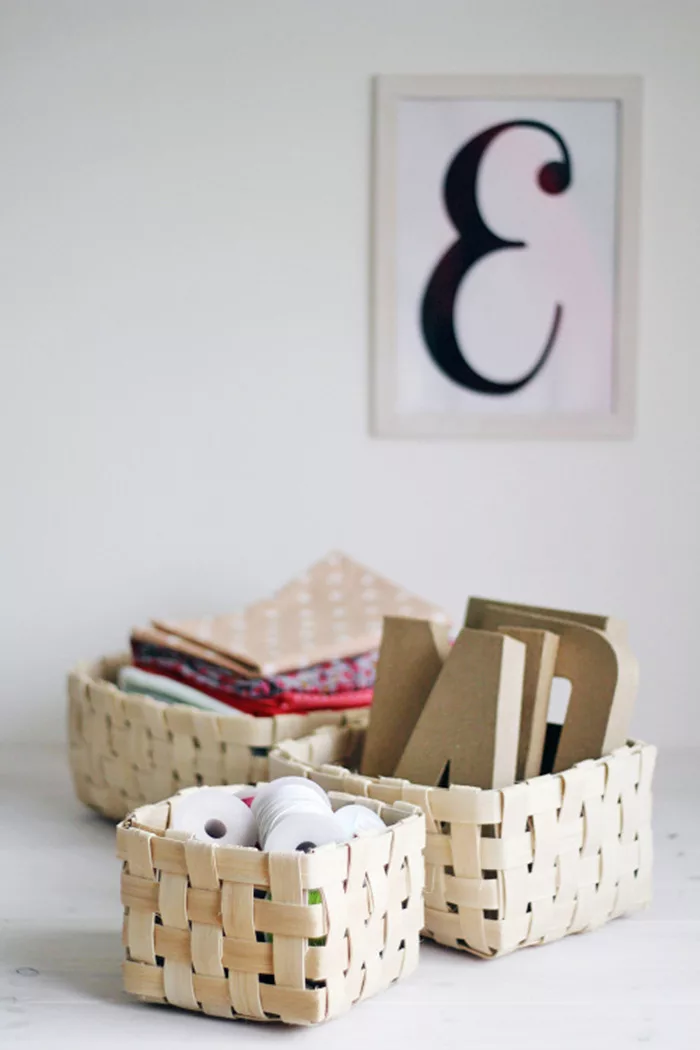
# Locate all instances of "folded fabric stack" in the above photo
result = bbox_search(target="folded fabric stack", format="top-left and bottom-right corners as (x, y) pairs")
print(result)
(124, 551), (449, 717)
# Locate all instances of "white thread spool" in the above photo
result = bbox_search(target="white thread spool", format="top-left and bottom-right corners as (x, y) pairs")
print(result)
(264, 812), (344, 854)
(258, 777), (330, 804)
(169, 788), (257, 847)
(334, 804), (386, 841)
(252, 778), (341, 853)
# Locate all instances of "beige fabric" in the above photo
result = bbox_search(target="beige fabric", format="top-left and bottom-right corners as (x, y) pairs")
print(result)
(118, 789), (425, 1025)
(131, 626), (256, 677)
(268, 724), (656, 959)
(154, 551), (449, 675)
(67, 655), (371, 821)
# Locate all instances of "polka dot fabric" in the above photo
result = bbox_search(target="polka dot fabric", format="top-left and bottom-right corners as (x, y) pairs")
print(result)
(154, 552), (449, 675)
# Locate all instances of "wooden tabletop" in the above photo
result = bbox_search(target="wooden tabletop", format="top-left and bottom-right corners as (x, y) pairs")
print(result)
(1, 744), (698, 1048)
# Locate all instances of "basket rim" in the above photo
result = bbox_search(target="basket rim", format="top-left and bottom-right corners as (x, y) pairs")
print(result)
(119, 784), (424, 850)
(271, 723), (656, 800)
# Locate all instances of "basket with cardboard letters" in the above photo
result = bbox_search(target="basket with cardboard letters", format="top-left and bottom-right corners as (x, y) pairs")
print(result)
(269, 597), (655, 959)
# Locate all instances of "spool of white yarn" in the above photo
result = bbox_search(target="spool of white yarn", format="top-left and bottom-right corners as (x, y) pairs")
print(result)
(258, 777), (330, 805)
(252, 778), (342, 853)
(169, 788), (258, 847)
(264, 812), (344, 854)
(333, 804), (386, 840)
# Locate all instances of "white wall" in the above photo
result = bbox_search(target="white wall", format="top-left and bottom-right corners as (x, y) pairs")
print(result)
(2, 0), (699, 745)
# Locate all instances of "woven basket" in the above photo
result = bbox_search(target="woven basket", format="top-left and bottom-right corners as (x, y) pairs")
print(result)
(117, 787), (425, 1025)
(269, 724), (656, 958)
(68, 654), (371, 821)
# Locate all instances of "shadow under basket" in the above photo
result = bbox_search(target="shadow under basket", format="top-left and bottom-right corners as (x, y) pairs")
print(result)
(68, 654), (371, 821)
(268, 724), (656, 959)
(117, 788), (425, 1025)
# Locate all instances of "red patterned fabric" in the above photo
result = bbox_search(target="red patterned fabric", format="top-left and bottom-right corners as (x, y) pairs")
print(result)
(131, 636), (377, 696)
(133, 659), (372, 717)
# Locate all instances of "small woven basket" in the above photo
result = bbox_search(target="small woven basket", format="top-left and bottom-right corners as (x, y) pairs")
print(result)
(269, 724), (656, 958)
(117, 787), (425, 1025)
(68, 655), (370, 821)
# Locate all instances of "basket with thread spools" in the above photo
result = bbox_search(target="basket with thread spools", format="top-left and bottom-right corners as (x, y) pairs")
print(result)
(68, 654), (371, 821)
(117, 781), (425, 1025)
(268, 721), (656, 959)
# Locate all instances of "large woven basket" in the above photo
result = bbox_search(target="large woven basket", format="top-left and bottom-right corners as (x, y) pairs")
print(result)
(269, 724), (656, 958)
(117, 787), (425, 1025)
(68, 655), (370, 821)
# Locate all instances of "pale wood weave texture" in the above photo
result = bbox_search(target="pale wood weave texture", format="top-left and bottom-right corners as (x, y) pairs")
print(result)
(269, 725), (656, 958)
(118, 789), (425, 1025)
(68, 655), (370, 821)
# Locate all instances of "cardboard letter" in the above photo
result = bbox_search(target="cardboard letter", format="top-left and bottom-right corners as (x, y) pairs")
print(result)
(466, 597), (628, 645)
(360, 617), (450, 777)
(497, 627), (559, 780)
(394, 628), (525, 789)
(474, 605), (638, 771)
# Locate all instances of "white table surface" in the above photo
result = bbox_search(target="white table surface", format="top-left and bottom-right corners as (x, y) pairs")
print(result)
(1, 744), (698, 1049)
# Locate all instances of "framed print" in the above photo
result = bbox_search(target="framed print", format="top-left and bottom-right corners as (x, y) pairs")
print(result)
(371, 75), (641, 439)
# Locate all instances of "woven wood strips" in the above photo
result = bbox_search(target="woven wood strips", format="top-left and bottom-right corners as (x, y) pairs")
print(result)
(118, 790), (425, 1025)
(269, 725), (656, 958)
(67, 655), (370, 820)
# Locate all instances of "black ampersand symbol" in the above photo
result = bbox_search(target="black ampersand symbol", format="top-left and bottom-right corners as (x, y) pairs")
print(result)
(421, 120), (573, 395)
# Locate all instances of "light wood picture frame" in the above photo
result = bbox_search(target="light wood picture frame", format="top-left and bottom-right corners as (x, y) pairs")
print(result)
(371, 75), (642, 439)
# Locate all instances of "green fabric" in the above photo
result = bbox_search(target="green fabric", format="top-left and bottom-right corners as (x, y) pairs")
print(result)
(117, 666), (244, 716)
(264, 889), (326, 946)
